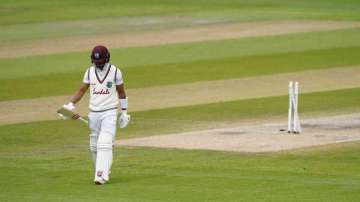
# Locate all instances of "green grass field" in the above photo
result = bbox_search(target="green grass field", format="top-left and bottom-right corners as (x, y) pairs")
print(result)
(1, 0), (360, 201)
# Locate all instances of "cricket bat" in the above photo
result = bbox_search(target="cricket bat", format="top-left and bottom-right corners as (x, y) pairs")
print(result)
(57, 107), (88, 124)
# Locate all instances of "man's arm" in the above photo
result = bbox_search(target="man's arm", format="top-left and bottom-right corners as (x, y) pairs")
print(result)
(116, 84), (127, 109)
(116, 84), (130, 128)
(58, 83), (89, 119)
(70, 83), (89, 104)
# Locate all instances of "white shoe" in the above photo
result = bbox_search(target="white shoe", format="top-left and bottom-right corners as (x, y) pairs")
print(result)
(94, 177), (107, 185)
(94, 171), (109, 185)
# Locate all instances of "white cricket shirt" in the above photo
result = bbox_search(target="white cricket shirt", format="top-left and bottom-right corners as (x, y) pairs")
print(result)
(83, 63), (123, 112)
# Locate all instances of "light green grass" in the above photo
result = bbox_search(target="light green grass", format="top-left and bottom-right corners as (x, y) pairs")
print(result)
(1, 46), (360, 101)
(1, 88), (360, 201)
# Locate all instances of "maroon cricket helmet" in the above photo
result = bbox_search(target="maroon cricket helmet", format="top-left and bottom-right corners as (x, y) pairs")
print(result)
(91, 45), (110, 67)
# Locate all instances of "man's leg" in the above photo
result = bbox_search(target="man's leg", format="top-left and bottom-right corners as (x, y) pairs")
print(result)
(94, 110), (117, 184)
(88, 112), (101, 166)
(94, 132), (113, 184)
(89, 133), (98, 165)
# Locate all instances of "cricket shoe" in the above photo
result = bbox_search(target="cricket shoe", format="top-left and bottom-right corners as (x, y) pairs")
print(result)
(94, 177), (107, 185)
(94, 171), (109, 185)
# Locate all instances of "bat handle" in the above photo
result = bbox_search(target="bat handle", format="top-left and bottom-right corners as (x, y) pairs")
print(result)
(78, 117), (89, 124)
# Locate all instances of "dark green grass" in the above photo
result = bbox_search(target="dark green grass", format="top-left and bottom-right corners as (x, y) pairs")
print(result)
(1, 46), (360, 101)
(1, 0), (360, 25)
(1, 87), (360, 201)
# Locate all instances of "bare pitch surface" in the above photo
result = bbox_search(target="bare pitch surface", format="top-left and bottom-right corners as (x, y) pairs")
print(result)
(1, 66), (359, 125)
(116, 113), (360, 152)
(1, 20), (360, 58)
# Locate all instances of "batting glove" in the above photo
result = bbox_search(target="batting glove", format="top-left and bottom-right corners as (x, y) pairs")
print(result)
(58, 102), (75, 120)
(63, 102), (75, 111)
(119, 110), (131, 128)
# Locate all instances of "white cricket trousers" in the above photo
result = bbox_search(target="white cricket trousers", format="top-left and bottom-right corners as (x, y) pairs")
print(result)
(88, 109), (118, 181)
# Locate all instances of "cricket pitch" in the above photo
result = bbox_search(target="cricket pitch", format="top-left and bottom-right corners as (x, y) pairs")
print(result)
(116, 113), (360, 152)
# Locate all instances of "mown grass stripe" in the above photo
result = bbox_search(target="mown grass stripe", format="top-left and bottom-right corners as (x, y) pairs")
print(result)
(1, 87), (360, 141)
(127, 46), (360, 87)
(134, 87), (360, 122)
(1, 46), (359, 101)
(2, 28), (360, 79)
(1, 0), (360, 25)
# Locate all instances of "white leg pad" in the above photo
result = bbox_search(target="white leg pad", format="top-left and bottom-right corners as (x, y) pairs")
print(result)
(89, 133), (98, 166)
(95, 132), (113, 181)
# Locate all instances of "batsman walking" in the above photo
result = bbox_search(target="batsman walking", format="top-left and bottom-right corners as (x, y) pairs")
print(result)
(60, 45), (130, 185)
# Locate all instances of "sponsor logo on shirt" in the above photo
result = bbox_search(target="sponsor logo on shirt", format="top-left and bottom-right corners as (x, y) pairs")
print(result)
(93, 88), (110, 95)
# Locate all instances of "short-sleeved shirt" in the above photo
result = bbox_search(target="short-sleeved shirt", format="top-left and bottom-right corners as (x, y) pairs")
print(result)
(83, 63), (124, 112)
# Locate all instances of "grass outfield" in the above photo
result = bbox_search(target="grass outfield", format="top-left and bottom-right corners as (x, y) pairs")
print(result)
(2, 26), (360, 101)
(1, 1), (360, 201)
(1, 88), (360, 201)
(1, 41), (360, 101)
(1, 144), (359, 201)
(2, 28), (360, 79)
(1, 0), (360, 26)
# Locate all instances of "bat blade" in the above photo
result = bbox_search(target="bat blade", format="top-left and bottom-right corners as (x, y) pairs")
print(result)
(57, 108), (88, 124)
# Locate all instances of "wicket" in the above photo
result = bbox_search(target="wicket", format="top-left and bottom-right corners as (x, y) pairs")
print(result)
(288, 81), (301, 134)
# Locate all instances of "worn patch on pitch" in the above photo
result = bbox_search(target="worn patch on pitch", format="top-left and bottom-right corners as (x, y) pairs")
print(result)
(115, 113), (360, 152)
